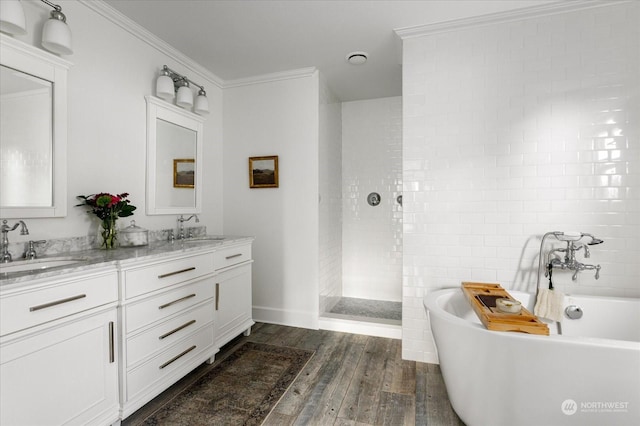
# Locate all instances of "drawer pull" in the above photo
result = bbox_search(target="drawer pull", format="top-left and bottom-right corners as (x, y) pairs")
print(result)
(29, 294), (87, 312)
(215, 283), (219, 311)
(159, 319), (196, 340)
(157, 267), (196, 279)
(109, 321), (115, 363)
(159, 345), (196, 369)
(225, 253), (242, 260)
(158, 293), (196, 310)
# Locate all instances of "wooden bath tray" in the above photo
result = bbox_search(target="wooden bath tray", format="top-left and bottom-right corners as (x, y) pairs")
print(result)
(462, 282), (549, 335)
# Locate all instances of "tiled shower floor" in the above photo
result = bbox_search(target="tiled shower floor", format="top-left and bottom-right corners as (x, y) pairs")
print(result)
(327, 297), (401, 323)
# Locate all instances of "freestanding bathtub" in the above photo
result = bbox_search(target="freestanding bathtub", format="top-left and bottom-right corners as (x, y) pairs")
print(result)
(424, 288), (640, 426)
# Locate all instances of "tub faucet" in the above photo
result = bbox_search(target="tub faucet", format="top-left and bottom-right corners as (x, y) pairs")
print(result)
(177, 214), (199, 240)
(547, 240), (601, 281)
(1, 220), (29, 263)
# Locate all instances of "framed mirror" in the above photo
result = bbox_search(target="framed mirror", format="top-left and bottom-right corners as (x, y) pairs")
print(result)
(0, 34), (71, 218)
(145, 96), (204, 215)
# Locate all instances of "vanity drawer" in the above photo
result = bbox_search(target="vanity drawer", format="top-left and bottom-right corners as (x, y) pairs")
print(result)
(123, 252), (215, 299)
(126, 302), (214, 368)
(126, 325), (214, 399)
(0, 271), (118, 337)
(124, 279), (214, 333)
(214, 244), (252, 270)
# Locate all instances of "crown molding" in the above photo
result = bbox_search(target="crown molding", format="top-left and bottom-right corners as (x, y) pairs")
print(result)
(395, 0), (630, 39)
(223, 67), (318, 89)
(79, 0), (224, 89)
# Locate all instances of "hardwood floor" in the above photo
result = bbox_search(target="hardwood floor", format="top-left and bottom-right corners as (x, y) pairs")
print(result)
(123, 323), (465, 426)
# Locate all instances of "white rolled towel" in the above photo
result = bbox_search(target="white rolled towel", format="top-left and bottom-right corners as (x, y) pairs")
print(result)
(534, 288), (565, 322)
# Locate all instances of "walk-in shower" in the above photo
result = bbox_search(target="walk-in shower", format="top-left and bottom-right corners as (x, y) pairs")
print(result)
(318, 96), (402, 338)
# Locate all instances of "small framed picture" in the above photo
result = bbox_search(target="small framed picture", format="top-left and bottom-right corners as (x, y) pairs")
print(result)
(249, 156), (279, 188)
(173, 158), (195, 188)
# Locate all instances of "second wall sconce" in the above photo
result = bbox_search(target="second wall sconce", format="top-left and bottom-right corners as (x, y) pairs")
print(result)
(156, 65), (209, 115)
(0, 0), (73, 55)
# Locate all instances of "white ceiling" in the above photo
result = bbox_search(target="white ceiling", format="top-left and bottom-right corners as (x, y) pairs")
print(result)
(103, 0), (557, 102)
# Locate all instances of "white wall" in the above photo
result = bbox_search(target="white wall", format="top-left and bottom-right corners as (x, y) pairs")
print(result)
(223, 72), (320, 329)
(342, 97), (403, 302)
(318, 74), (343, 314)
(401, 1), (640, 362)
(3, 0), (223, 242)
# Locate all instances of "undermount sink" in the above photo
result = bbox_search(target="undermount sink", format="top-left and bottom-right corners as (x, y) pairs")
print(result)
(0, 257), (89, 274)
(179, 236), (226, 245)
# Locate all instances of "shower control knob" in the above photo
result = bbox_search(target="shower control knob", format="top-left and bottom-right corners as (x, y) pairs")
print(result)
(564, 305), (583, 320)
(367, 192), (381, 206)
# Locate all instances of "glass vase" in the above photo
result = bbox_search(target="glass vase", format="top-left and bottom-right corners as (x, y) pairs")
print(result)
(100, 217), (118, 249)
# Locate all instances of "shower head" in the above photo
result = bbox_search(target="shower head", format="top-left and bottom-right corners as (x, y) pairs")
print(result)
(581, 233), (603, 245)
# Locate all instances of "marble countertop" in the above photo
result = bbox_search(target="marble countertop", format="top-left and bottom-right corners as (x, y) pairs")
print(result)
(0, 236), (253, 288)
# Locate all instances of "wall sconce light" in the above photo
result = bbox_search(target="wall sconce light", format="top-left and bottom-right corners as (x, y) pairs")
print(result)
(0, 0), (27, 35)
(176, 78), (193, 109)
(156, 65), (209, 115)
(0, 0), (73, 55)
(41, 0), (73, 55)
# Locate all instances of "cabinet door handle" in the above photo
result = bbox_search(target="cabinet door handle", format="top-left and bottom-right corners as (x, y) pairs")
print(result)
(29, 294), (86, 312)
(158, 293), (196, 309)
(159, 319), (196, 340)
(108, 321), (115, 363)
(159, 345), (196, 369)
(225, 254), (242, 260)
(215, 283), (219, 311)
(157, 267), (196, 279)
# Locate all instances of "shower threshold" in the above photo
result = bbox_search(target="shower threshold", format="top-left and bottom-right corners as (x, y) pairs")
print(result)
(319, 297), (402, 339)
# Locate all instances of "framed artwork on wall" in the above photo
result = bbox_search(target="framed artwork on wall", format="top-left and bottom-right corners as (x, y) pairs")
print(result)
(173, 158), (195, 188)
(249, 156), (279, 188)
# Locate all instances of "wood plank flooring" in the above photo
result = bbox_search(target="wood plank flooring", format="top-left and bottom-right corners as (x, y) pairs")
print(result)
(122, 323), (465, 426)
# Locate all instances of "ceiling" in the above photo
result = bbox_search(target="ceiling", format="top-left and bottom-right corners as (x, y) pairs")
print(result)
(104, 0), (556, 102)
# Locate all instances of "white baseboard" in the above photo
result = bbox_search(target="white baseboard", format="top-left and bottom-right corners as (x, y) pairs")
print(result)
(252, 306), (319, 330)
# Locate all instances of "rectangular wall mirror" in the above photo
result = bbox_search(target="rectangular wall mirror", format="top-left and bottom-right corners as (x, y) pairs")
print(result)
(0, 34), (71, 218)
(145, 96), (204, 215)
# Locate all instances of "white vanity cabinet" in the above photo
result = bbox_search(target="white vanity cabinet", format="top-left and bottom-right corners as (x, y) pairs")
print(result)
(118, 250), (218, 418)
(214, 242), (254, 348)
(0, 267), (120, 426)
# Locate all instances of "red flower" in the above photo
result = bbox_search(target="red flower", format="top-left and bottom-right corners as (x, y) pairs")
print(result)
(76, 192), (136, 221)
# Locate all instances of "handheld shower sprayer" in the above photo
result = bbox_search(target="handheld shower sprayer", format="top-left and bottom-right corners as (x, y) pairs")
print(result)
(551, 231), (603, 245)
(585, 235), (604, 245)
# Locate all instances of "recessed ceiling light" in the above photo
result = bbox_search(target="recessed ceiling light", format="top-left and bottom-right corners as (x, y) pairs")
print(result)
(346, 51), (368, 65)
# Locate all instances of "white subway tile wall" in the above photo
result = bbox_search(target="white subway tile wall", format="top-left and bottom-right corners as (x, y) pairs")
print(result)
(342, 97), (403, 302)
(319, 76), (343, 314)
(402, 2), (639, 362)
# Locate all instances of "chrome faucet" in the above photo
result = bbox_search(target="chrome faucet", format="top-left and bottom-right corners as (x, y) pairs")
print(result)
(1, 220), (29, 263)
(177, 214), (199, 240)
(546, 238), (602, 281)
(24, 240), (46, 260)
